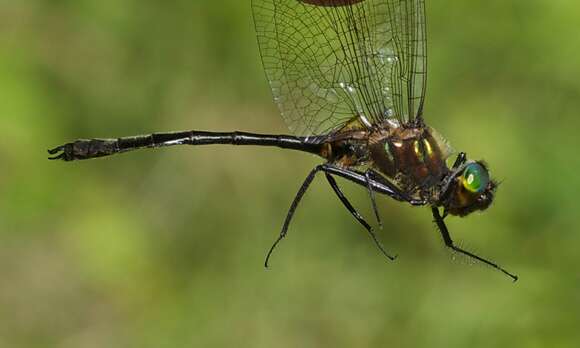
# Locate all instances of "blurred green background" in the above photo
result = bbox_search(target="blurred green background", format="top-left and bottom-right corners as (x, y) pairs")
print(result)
(1, 0), (579, 347)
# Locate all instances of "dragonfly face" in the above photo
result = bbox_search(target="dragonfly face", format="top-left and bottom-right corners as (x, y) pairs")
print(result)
(442, 161), (497, 217)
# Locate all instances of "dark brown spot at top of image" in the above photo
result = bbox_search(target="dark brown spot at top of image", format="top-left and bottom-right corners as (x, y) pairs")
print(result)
(299, 0), (366, 7)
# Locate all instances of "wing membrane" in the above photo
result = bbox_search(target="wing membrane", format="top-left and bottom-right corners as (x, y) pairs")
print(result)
(388, 0), (427, 121)
(252, 0), (427, 136)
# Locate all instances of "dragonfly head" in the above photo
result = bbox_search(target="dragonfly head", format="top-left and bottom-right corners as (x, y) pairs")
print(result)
(442, 161), (497, 217)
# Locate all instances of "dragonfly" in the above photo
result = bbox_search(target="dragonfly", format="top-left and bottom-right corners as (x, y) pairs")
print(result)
(48, 0), (517, 281)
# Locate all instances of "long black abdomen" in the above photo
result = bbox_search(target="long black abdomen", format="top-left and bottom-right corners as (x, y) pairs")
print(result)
(48, 131), (324, 161)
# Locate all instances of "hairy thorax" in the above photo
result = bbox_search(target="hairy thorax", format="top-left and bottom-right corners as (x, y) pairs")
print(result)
(367, 125), (453, 198)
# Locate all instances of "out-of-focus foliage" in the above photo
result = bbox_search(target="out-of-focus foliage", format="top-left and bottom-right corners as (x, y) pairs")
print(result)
(1, 1), (579, 347)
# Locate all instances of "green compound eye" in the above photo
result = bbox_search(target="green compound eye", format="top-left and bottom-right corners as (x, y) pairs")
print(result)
(462, 163), (489, 193)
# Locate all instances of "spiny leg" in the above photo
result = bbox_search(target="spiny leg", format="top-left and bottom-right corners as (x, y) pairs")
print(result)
(325, 173), (396, 261)
(440, 152), (468, 215)
(363, 168), (415, 225)
(364, 170), (383, 229)
(431, 207), (518, 282)
(264, 165), (322, 268)
(264, 163), (425, 268)
(322, 164), (426, 206)
(452, 152), (467, 169)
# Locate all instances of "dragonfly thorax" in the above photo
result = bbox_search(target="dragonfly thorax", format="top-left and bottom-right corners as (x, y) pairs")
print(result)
(368, 126), (452, 195)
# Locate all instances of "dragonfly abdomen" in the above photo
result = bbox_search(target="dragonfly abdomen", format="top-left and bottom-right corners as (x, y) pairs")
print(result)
(48, 131), (324, 161)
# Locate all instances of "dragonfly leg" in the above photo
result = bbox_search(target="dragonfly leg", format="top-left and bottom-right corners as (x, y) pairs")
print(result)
(452, 152), (467, 169)
(264, 163), (425, 268)
(320, 164), (426, 206)
(439, 152), (468, 209)
(364, 170), (383, 229)
(264, 165), (324, 268)
(325, 172), (396, 261)
(431, 207), (518, 282)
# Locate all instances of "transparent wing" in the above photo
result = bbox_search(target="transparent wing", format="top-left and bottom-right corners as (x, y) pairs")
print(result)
(252, 0), (427, 136)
